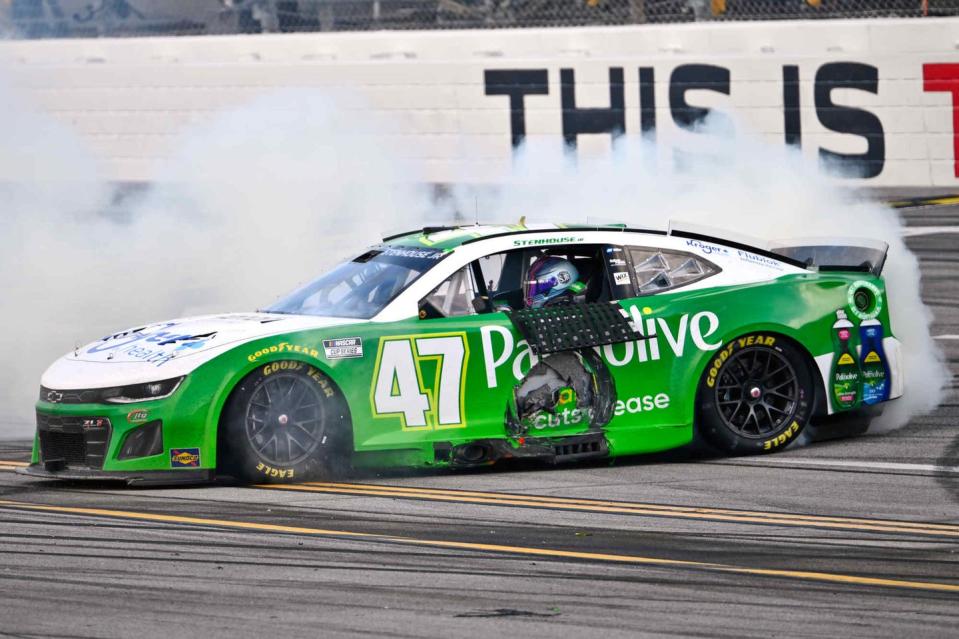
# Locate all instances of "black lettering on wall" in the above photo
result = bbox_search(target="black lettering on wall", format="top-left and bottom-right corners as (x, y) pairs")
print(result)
(560, 67), (625, 149)
(782, 65), (801, 148)
(669, 64), (731, 129)
(814, 62), (885, 178)
(639, 66), (656, 139)
(484, 69), (549, 148)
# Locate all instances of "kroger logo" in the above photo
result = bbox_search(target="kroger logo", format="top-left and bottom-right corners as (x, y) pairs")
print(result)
(686, 239), (729, 256)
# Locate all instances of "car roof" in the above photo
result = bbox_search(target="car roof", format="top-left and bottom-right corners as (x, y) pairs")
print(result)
(382, 223), (662, 251)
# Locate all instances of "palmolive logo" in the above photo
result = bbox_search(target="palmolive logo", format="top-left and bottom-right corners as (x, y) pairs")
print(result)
(480, 306), (722, 388)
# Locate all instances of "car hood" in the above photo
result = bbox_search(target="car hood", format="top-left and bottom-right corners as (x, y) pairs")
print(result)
(42, 312), (360, 390)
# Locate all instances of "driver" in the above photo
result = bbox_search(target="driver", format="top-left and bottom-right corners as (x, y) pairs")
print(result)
(524, 255), (587, 309)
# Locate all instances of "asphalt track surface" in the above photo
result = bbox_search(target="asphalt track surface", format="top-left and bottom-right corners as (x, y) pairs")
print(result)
(3, 202), (959, 638)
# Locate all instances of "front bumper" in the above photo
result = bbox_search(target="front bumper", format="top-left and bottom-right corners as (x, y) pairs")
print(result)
(17, 463), (213, 487)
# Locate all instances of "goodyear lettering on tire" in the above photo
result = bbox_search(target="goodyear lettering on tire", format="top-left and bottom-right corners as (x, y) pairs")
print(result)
(706, 335), (777, 388)
(263, 361), (304, 376)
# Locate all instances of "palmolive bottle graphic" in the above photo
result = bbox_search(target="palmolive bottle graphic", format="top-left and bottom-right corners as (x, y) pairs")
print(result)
(859, 318), (891, 404)
(830, 309), (861, 410)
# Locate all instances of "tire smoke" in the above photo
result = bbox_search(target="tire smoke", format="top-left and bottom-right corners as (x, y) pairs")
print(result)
(0, 89), (947, 441)
(0, 88), (425, 438)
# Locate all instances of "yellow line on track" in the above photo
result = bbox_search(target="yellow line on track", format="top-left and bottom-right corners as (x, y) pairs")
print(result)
(0, 498), (957, 594)
(928, 196), (959, 206)
(0, 461), (28, 468)
(259, 482), (959, 538)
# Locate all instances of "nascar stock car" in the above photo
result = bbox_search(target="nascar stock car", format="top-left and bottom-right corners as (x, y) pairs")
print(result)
(21, 223), (901, 485)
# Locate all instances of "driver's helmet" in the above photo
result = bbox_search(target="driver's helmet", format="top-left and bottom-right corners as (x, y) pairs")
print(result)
(525, 256), (580, 309)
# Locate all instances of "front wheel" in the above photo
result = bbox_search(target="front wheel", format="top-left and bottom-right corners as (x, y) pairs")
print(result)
(696, 335), (814, 455)
(220, 361), (350, 483)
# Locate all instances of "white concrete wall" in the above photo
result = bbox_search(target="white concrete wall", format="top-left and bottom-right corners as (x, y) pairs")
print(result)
(1, 18), (957, 187)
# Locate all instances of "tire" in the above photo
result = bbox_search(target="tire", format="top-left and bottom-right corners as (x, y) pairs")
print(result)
(696, 334), (814, 455)
(220, 361), (350, 483)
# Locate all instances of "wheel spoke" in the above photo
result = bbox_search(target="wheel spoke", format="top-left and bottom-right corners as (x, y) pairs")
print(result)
(244, 372), (326, 467)
(768, 379), (796, 391)
(763, 402), (788, 416)
(766, 389), (797, 401)
(712, 346), (802, 440)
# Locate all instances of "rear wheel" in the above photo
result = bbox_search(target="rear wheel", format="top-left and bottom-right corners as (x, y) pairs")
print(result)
(220, 361), (350, 483)
(697, 335), (814, 454)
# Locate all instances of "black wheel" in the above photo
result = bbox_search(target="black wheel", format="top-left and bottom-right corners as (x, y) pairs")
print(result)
(697, 335), (814, 454)
(220, 361), (350, 483)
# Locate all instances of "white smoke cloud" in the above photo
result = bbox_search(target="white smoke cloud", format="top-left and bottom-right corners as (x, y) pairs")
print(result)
(0, 88), (946, 441)
(0, 87), (426, 438)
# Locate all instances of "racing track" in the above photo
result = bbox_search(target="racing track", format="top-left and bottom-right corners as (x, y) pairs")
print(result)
(2, 200), (959, 638)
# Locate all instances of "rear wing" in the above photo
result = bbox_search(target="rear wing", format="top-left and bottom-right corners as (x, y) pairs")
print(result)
(667, 222), (888, 276)
(767, 238), (888, 276)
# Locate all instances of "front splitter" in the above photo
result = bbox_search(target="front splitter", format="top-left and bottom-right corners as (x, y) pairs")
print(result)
(17, 464), (214, 487)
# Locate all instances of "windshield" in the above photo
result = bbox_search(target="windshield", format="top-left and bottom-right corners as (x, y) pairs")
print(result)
(265, 245), (448, 319)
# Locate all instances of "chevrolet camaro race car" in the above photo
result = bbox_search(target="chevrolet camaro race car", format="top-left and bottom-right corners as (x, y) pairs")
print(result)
(21, 224), (902, 485)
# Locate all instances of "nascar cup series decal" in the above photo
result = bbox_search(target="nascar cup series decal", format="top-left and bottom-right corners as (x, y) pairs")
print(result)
(323, 337), (363, 360)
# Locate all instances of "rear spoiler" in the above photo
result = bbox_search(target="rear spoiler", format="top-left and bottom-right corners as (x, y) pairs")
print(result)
(767, 238), (888, 276)
(667, 222), (889, 276)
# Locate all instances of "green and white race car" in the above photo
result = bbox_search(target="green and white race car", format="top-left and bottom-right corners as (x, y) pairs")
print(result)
(21, 224), (901, 485)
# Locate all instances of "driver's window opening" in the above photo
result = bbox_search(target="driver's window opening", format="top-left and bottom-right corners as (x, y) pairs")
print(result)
(629, 248), (718, 294)
(419, 244), (619, 319)
(420, 266), (479, 319)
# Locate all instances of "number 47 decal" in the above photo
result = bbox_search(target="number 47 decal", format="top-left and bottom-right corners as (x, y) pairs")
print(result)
(371, 333), (469, 430)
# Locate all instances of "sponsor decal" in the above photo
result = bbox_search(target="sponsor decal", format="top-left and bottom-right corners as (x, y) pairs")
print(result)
(608, 258), (627, 266)
(127, 409), (149, 424)
(256, 462), (294, 479)
(532, 392), (670, 430)
(119, 344), (177, 368)
(81, 418), (108, 430)
(323, 337), (363, 360)
(481, 307), (722, 388)
(170, 448), (200, 467)
(512, 236), (584, 247)
(685, 239), (729, 256)
(45, 390), (63, 403)
(613, 271), (631, 286)
(247, 342), (321, 363)
(614, 393), (670, 416)
(737, 249), (783, 270)
(379, 246), (445, 260)
(87, 323), (219, 368)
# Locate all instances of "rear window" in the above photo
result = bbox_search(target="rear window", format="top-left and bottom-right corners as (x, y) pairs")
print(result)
(628, 248), (719, 294)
